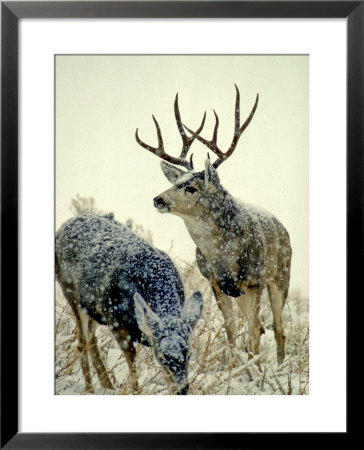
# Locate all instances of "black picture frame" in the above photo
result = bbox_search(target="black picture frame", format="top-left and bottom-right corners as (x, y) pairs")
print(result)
(1, 1), (357, 448)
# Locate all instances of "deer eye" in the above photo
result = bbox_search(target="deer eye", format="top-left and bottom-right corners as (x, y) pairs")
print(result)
(185, 186), (198, 194)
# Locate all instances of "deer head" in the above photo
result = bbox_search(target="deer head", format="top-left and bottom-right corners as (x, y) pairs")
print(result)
(136, 85), (258, 220)
(134, 291), (203, 395)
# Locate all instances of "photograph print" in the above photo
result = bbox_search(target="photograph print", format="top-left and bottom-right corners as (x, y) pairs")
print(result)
(55, 55), (308, 395)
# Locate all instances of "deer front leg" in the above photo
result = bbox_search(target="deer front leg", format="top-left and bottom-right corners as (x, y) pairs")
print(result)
(112, 329), (139, 393)
(211, 282), (237, 345)
(196, 249), (236, 345)
(235, 286), (264, 359)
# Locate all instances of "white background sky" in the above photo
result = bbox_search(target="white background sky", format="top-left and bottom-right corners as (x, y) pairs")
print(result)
(56, 54), (308, 296)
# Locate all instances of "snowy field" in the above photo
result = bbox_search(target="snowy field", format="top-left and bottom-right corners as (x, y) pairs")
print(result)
(55, 255), (309, 396)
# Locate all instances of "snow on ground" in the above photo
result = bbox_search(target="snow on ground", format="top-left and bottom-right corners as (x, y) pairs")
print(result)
(55, 261), (309, 396)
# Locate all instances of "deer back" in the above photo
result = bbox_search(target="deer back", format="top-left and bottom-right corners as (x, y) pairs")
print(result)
(56, 214), (185, 338)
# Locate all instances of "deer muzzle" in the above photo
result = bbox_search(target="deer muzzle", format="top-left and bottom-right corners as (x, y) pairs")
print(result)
(176, 383), (189, 395)
(167, 372), (189, 395)
(153, 196), (170, 212)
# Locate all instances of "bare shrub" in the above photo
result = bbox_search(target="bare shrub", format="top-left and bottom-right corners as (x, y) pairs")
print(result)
(56, 254), (309, 395)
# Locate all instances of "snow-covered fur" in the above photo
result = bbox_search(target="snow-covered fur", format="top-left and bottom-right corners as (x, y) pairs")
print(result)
(154, 159), (292, 365)
(55, 213), (203, 394)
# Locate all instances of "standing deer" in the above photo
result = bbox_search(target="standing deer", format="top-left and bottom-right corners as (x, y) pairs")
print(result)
(56, 213), (203, 394)
(136, 85), (292, 364)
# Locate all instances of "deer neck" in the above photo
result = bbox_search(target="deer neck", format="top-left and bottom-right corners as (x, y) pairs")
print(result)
(182, 213), (217, 249)
(179, 189), (240, 255)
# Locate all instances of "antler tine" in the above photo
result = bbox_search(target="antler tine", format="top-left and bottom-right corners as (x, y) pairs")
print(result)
(213, 87), (259, 168)
(174, 93), (207, 159)
(183, 110), (224, 159)
(135, 116), (163, 155)
(184, 85), (259, 169)
(135, 115), (192, 170)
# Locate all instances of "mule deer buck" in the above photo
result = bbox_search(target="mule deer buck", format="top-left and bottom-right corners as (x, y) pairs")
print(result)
(136, 85), (292, 364)
(56, 213), (203, 394)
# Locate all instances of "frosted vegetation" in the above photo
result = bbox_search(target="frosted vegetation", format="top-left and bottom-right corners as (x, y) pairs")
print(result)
(55, 196), (309, 395)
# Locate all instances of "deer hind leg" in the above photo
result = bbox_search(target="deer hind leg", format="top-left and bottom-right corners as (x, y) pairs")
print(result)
(267, 282), (286, 365)
(87, 317), (114, 390)
(67, 300), (94, 393)
(235, 286), (264, 359)
(211, 283), (237, 345)
(112, 329), (139, 393)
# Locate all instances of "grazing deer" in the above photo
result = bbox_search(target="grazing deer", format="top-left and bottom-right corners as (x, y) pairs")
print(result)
(55, 213), (203, 394)
(136, 85), (292, 364)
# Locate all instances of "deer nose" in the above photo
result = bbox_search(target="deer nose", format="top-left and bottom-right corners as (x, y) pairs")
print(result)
(153, 196), (165, 209)
(176, 384), (189, 395)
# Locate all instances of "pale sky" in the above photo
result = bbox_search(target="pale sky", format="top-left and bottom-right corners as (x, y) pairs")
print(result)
(56, 55), (308, 296)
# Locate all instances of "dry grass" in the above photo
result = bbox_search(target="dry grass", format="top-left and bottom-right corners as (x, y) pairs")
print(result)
(55, 261), (309, 396)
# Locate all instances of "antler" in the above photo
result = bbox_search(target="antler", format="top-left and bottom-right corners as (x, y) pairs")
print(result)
(184, 84), (259, 169)
(135, 95), (206, 171)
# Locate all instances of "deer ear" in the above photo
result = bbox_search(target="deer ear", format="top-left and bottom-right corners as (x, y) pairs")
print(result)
(204, 157), (220, 189)
(182, 291), (203, 330)
(134, 292), (160, 340)
(160, 161), (186, 185)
